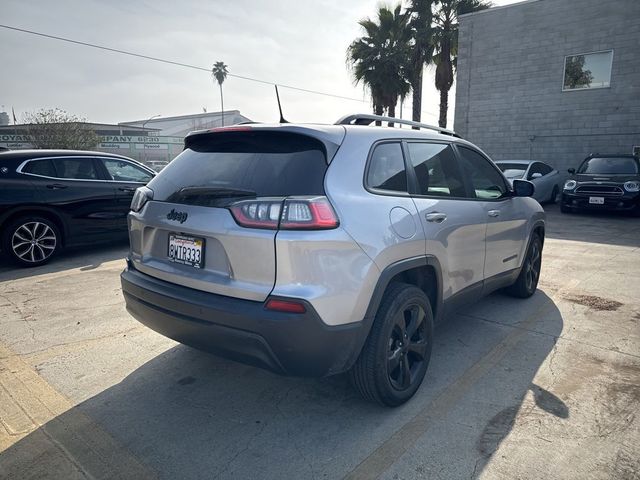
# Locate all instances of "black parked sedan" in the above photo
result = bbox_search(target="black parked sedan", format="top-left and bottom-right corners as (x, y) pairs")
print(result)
(561, 154), (640, 215)
(0, 150), (155, 266)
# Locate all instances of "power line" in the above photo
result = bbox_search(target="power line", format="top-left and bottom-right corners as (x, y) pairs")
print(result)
(0, 24), (367, 103)
(0, 23), (444, 123)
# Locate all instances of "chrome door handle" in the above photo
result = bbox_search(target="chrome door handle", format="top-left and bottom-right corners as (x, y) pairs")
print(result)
(426, 212), (447, 223)
(488, 210), (500, 217)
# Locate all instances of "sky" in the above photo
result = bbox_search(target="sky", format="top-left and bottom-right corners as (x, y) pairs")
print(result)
(1, 0), (522, 129)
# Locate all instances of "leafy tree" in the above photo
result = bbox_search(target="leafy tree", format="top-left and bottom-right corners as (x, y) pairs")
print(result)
(23, 108), (99, 150)
(563, 55), (593, 89)
(211, 61), (229, 126)
(406, 0), (435, 125)
(347, 4), (413, 125)
(432, 0), (491, 128)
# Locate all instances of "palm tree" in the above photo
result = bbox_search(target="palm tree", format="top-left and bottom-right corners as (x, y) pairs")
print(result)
(406, 0), (435, 125)
(432, 0), (491, 128)
(211, 61), (229, 126)
(347, 5), (413, 125)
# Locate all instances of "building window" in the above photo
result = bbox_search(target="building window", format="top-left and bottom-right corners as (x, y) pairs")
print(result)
(563, 50), (613, 91)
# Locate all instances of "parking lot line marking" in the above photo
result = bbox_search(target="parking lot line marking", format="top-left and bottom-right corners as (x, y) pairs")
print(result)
(343, 279), (581, 480)
(0, 342), (157, 479)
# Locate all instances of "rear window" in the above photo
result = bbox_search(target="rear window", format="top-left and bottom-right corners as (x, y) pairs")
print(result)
(23, 159), (57, 177)
(151, 131), (328, 206)
(578, 157), (639, 175)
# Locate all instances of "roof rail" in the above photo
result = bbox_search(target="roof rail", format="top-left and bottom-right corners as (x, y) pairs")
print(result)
(335, 113), (460, 138)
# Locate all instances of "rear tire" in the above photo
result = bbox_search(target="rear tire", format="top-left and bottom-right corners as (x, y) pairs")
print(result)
(506, 234), (542, 298)
(549, 186), (559, 204)
(349, 283), (433, 407)
(1, 216), (61, 267)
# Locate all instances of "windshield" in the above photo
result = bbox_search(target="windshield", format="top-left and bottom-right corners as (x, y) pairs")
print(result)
(578, 157), (639, 175)
(496, 163), (527, 179)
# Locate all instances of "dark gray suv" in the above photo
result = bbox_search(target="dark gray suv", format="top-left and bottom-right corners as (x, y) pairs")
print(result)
(121, 114), (545, 406)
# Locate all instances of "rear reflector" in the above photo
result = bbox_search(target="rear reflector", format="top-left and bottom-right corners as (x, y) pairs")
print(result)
(229, 196), (339, 230)
(265, 298), (307, 313)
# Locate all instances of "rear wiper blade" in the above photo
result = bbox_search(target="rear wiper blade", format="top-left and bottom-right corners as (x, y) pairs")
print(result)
(176, 187), (257, 198)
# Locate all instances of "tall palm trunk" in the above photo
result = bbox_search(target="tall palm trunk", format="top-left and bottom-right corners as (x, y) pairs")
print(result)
(438, 88), (449, 128)
(374, 103), (384, 126)
(219, 84), (224, 127)
(388, 102), (396, 127)
(410, 70), (422, 127)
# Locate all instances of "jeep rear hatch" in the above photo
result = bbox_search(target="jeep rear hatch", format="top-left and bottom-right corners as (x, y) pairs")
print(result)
(128, 127), (343, 301)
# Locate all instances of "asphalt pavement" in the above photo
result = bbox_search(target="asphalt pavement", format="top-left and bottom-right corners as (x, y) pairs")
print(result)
(0, 205), (639, 479)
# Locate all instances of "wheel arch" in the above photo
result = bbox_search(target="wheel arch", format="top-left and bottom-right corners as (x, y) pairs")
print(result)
(364, 256), (443, 325)
(0, 206), (67, 246)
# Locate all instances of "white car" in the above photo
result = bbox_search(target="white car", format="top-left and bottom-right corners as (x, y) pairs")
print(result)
(495, 160), (562, 203)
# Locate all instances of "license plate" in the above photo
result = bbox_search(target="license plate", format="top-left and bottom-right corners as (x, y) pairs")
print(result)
(168, 234), (204, 268)
(589, 197), (605, 205)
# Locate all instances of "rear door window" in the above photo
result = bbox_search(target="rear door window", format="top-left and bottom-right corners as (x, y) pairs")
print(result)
(51, 158), (99, 180)
(151, 131), (328, 206)
(366, 142), (408, 193)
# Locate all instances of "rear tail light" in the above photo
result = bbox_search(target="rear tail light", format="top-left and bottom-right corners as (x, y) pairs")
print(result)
(130, 186), (154, 212)
(265, 298), (307, 313)
(280, 197), (339, 229)
(229, 196), (339, 230)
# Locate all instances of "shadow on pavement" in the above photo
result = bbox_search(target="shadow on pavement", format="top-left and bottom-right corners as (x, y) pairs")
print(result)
(0, 291), (564, 479)
(543, 203), (640, 248)
(0, 240), (129, 282)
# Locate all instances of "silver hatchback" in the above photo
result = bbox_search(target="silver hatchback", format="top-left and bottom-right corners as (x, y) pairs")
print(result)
(121, 114), (545, 406)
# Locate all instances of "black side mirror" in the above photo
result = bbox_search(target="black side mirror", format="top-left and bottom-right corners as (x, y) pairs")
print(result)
(512, 179), (535, 197)
(567, 168), (576, 174)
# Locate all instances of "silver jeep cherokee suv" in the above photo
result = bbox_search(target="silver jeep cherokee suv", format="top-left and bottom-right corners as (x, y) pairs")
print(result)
(121, 114), (545, 406)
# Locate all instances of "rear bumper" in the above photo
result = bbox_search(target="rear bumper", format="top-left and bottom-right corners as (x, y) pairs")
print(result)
(120, 262), (365, 377)
(561, 192), (639, 211)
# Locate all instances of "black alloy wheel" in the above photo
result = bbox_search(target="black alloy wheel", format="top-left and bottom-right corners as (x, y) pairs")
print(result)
(387, 303), (429, 391)
(506, 234), (542, 298)
(350, 283), (434, 407)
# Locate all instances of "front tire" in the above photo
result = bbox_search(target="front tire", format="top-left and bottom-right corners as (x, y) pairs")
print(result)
(549, 186), (559, 204)
(506, 234), (542, 298)
(2, 216), (61, 267)
(349, 283), (433, 407)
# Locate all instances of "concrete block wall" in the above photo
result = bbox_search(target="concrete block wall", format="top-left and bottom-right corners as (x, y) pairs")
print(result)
(454, 0), (640, 173)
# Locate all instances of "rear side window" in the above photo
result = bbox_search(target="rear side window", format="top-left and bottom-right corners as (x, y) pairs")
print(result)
(23, 159), (56, 177)
(408, 143), (466, 197)
(152, 132), (328, 206)
(366, 142), (408, 193)
(51, 158), (98, 180)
